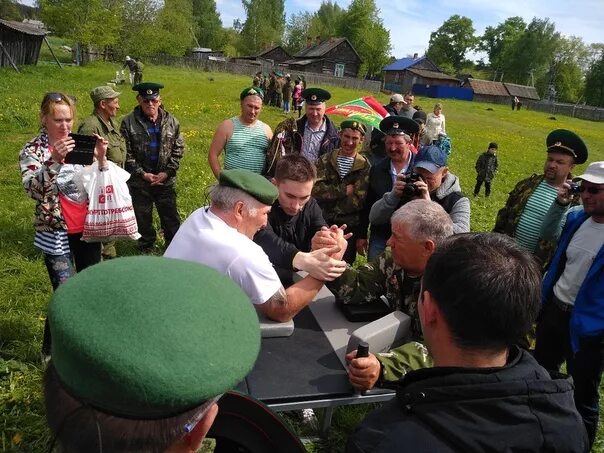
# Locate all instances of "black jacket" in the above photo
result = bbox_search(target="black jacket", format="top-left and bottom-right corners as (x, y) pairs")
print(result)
(347, 347), (589, 453)
(253, 198), (326, 270)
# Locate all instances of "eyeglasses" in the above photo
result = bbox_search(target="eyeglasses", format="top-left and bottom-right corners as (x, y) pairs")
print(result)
(579, 186), (604, 194)
(44, 92), (77, 104)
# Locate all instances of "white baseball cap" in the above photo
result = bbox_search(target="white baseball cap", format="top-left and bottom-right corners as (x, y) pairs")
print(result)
(575, 161), (604, 184)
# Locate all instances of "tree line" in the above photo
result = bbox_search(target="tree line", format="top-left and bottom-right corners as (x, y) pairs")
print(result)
(426, 15), (604, 106)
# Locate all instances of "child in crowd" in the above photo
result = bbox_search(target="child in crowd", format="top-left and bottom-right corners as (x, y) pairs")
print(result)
(474, 142), (499, 197)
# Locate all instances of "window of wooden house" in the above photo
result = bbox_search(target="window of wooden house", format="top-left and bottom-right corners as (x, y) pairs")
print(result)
(334, 64), (345, 78)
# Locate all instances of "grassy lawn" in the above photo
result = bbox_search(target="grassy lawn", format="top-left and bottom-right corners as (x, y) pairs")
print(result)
(0, 62), (603, 451)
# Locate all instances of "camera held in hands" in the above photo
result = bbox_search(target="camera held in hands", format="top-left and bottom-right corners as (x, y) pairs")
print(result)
(568, 182), (581, 195)
(402, 173), (423, 197)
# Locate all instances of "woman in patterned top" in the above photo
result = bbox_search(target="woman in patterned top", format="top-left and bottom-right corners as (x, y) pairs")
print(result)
(19, 92), (107, 354)
(208, 87), (273, 178)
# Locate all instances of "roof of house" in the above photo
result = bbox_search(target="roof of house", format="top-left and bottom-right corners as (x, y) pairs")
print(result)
(504, 82), (540, 100)
(283, 59), (321, 66)
(295, 37), (361, 62)
(0, 19), (47, 36)
(384, 56), (426, 71)
(256, 45), (290, 58)
(407, 68), (460, 82)
(465, 78), (509, 96)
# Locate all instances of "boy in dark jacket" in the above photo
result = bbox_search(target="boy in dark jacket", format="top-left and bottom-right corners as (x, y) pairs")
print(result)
(474, 142), (499, 197)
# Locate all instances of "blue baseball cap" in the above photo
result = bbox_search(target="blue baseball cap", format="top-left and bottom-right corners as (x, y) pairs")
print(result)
(414, 145), (448, 173)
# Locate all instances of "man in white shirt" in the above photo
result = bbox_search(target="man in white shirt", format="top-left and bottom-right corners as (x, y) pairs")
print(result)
(165, 168), (347, 322)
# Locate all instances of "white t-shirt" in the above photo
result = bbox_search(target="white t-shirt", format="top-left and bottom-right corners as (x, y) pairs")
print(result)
(553, 217), (604, 305)
(164, 207), (282, 305)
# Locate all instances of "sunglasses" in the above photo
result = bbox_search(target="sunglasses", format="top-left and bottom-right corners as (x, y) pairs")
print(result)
(142, 98), (160, 104)
(579, 185), (604, 194)
(44, 92), (77, 103)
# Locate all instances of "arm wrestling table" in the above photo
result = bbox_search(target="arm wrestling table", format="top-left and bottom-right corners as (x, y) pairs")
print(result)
(236, 283), (396, 435)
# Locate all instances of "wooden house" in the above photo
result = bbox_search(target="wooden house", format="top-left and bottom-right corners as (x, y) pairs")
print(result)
(284, 37), (362, 78)
(0, 19), (45, 68)
(504, 82), (540, 103)
(383, 55), (460, 93)
(462, 78), (510, 104)
(236, 45), (291, 65)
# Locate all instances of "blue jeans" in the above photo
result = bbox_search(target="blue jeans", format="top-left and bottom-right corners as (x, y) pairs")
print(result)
(283, 100), (290, 113)
(368, 235), (388, 261)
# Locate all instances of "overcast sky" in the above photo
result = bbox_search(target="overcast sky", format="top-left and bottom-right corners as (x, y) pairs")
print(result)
(20, 0), (604, 59)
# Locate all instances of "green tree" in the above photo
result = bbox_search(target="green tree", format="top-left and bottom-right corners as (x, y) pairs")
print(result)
(283, 11), (312, 54)
(154, 0), (195, 55)
(192, 0), (224, 50)
(119, 0), (161, 57)
(479, 16), (526, 75)
(308, 1), (344, 40)
(0, 0), (21, 20)
(427, 15), (479, 72)
(239, 0), (285, 54)
(40, 0), (123, 57)
(547, 36), (590, 102)
(584, 51), (604, 107)
(338, 0), (391, 77)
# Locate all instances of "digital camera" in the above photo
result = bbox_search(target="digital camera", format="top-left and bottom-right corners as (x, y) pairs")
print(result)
(402, 173), (423, 197)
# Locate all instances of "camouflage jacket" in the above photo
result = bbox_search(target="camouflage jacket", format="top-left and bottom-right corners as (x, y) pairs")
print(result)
(312, 149), (370, 236)
(78, 112), (126, 167)
(377, 341), (433, 385)
(264, 115), (340, 175)
(120, 106), (184, 187)
(326, 250), (423, 339)
(494, 173), (580, 269)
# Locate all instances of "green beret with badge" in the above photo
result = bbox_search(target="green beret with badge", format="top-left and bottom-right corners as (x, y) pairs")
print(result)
(48, 256), (261, 419)
(240, 86), (264, 100)
(379, 115), (419, 136)
(546, 129), (588, 164)
(302, 88), (331, 105)
(89, 85), (121, 104)
(219, 168), (278, 206)
(132, 82), (164, 100)
(340, 120), (367, 136)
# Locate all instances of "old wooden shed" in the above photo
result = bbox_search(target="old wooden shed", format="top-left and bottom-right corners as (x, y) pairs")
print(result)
(0, 19), (45, 67)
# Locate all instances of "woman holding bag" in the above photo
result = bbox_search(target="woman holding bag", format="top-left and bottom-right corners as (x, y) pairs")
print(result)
(19, 92), (107, 354)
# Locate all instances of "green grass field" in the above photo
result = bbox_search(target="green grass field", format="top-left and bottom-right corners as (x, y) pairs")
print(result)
(0, 62), (603, 451)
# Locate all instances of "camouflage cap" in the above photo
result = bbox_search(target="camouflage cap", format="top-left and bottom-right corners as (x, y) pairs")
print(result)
(89, 86), (121, 104)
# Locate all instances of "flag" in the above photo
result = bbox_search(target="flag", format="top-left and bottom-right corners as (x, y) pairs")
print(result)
(325, 96), (389, 129)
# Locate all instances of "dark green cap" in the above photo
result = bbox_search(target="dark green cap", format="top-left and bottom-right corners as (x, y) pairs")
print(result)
(302, 88), (331, 105)
(240, 86), (264, 100)
(90, 85), (121, 104)
(49, 256), (261, 419)
(379, 115), (419, 136)
(546, 129), (588, 164)
(340, 120), (367, 135)
(219, 169), (278, 206)
(132, 82), (164, 100)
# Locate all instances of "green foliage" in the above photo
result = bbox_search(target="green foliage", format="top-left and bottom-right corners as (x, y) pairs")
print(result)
(427, 15), (479, 72)
(40, 0), (123, 50)
(308, 1), (345, 41)
(283, 11), (313, 54)
(339, 0), (391, 78)
(154, 0), (195, 56)
(479, 17), (526, 73)
(192, 0), (224, 50)
(239, 0), (285, 54)
(0, 0), (21, 20)
(118, 0), (160, 57)
(1, 62), (604, 451)
(585, 51), (604, 107)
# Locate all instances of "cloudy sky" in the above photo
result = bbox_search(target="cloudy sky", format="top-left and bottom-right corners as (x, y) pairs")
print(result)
(216, 0), (604, 59)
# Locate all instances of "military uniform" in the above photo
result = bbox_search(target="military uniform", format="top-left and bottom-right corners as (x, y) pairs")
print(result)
(78, 113), (126, 167)
(313, 148), (370, 263)
(121, 83), (184, 249)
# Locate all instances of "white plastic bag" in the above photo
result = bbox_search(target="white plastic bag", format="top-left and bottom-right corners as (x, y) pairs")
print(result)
(81, 161), (140, 242)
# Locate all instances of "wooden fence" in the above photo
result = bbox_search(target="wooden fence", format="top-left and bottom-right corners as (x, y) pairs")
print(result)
(523, 100), (604, 122)
(146, 54), (383, 92)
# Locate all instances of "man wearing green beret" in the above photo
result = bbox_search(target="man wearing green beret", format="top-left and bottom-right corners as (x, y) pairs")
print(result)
(44, 256), (261, 451)
(266, 87), (340, 172)
(494, 129), (587, 269)
(121, 82), (185, 251)
(78, 85), (127, 259)
(165, 169), (347, 322)
(208, 87), (273, 179)
(313, 120), (371, 264)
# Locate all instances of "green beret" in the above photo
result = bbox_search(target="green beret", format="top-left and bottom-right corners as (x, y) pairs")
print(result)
(379, 115), (419, 136)
(302, 88), (331, 105)
(49, 256), (260, 419)
(546, 129), (588, 164)
(219, 169), (278, 205)
(240, 86), (264, 100)
(90, 85), (121, 104)
(132, 82), (164, 100)
(340, 120), (367, 135)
